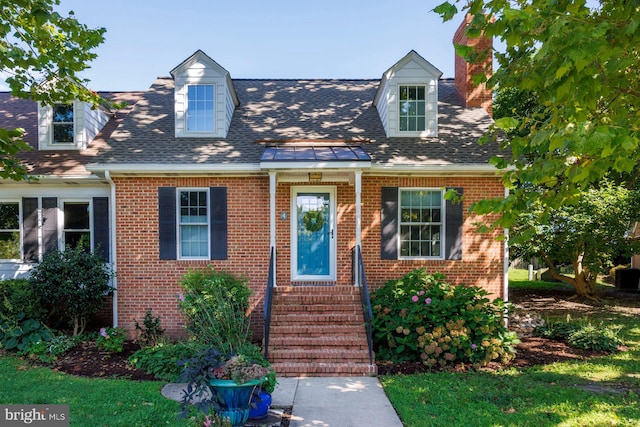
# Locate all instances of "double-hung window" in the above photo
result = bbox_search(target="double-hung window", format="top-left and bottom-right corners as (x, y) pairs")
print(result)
(187, 85), (215, 132)
(63, 201), (91, 250)
(0, 202), (20, 260)
(179, 189), (209, 258)
(399, 189), (442, 258)
(52, 104), (75, 144)
(399, 85), (426, 132)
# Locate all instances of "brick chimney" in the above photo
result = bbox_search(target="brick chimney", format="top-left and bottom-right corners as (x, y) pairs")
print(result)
(453, 14), (493, 116)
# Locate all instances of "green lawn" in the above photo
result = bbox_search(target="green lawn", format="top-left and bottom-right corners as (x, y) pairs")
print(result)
(0, 356), (190, 426)
(382, 272), (640, 426)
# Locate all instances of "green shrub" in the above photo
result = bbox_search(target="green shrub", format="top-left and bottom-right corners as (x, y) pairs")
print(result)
(535, 318), (622, 352)
(96, 327), (127, 353)
(134, 309), (165, 348)
(0, 313), (53, 353)
(0, 278), (46, 323)
(28, 242), (114, 336)
(178, 267), (251, 355)
(371, 270), (519, 368)
(26, 334), (77, 363)
(129, 341), (209, 381)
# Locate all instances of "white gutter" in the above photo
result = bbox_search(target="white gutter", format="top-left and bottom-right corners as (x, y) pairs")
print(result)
(369, 163), (503, 175)
(87, 163), (262, 175)
(105, 170), (118, 328)
(503, 185), (510, 327)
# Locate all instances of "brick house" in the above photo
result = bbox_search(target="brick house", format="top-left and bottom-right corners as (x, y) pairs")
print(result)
(0, 18), (505, 375)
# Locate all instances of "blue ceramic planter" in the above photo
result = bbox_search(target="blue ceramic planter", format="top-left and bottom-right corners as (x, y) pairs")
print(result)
(249, 389), (272, 420)
(209, 379), (261, 427)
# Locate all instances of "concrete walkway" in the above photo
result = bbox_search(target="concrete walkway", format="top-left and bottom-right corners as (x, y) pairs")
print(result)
(275, 377), (403, 427)
(162, 377), (403, 427)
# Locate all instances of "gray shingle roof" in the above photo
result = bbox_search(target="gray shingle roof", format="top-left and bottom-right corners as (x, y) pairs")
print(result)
(0, 91), (142, 176)
(94, 78), (499, 168)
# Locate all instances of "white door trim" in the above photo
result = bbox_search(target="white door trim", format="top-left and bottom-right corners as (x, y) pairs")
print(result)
(290, 186), (337, 281)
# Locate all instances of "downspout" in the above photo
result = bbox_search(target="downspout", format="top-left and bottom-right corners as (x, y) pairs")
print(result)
(503, 186), (509, 327)
(269, 171), (277, 284)
(105, 170), (118, 327)
(354, 170), (362, 286)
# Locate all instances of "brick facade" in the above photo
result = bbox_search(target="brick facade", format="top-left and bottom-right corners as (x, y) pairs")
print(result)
(114, 174), (504, 340)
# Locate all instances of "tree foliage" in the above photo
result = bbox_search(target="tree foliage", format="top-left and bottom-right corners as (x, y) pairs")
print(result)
(510, 181), (640, 297)
(28, 242), (114, 336)
(0, 0), (107, 180)
(434, 0), (640, 228)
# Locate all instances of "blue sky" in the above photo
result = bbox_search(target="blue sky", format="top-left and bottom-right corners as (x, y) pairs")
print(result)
(50, 0), (465, 91)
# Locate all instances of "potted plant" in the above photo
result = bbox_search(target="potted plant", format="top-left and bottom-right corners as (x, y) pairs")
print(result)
(178, 348), (270, 427)
(248, 366), (277, 420)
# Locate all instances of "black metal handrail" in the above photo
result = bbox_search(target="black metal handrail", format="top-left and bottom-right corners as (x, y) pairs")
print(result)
(263, 246), (275, 360)
(354, 245), (374, 365)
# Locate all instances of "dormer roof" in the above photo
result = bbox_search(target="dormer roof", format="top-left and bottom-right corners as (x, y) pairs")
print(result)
(170, 50), (239, 107)
(373, 50), (443, 106)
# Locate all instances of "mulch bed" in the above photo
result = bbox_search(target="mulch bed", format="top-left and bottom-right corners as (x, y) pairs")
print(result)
(42, 334), (608, 380)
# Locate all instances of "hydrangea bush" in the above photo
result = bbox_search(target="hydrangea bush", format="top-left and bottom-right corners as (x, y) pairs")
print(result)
(371, 270), (519, 368)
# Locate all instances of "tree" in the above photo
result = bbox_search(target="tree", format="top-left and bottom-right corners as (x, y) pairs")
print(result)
(1, 0), (107, 180)
(434, 1), (640, 229)
(28, 241), (114, 336)
(510, 181), (640, 298)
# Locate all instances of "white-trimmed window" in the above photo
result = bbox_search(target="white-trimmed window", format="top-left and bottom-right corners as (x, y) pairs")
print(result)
(178, 189), (209, 258)
(52, 104), (75, 144)
(0, 202), (20, 260)
(399, 85), (426, 132)
(399, 189), (442, 258)
(63, 201), (91, 250)
(187, 85), (215, 132)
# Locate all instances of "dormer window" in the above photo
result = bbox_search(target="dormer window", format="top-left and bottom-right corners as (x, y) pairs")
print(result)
(399, 85), (426, 132)
(52, 104), (74, 144)
(187, 85), (215, 132)
(171, 50), (239, 139)
(373, 51), (442, 138)
(38, 100), (110, 151)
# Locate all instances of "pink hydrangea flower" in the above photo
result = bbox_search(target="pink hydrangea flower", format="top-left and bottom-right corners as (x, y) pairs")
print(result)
(418, 290), (425, 296)
(178, 292), (185, 302)
(471, 344), (477, 350)
(99, 327), (107, 338)
(425, 298), (432, 305)
(411, 295), (419, 302)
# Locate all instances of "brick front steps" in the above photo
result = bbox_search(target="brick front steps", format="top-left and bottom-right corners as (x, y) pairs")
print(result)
(266, 285), (376, 377)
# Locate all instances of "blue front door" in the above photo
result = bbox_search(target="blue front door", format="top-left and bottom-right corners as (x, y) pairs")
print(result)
(292, 187), (335, 280)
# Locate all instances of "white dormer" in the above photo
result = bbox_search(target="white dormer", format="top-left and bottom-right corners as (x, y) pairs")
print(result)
(170, 50), (239, 138)
(37, 100), (111, 150)
(373, 50), (443, 138)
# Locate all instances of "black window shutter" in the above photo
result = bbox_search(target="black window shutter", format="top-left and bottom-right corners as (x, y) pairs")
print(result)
(22, 198), (38, 262)
(93, 197), (109, 261)
(209, 187), (227, 260)
(158, 187), (177, 260)
(445, 187), (464, 260)
(380, 187), (398, 260)
(42, 197), (58, 256)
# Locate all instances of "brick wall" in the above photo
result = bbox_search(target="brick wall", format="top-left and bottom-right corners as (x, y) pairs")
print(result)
(114, 176), (270, 339)
(114, 174), (504, 339)
(453, 14), (493, 116)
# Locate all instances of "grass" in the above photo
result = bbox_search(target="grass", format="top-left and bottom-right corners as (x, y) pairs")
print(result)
(508, 267), (613, 292)
(0, 355), (190, 426)
(381, 271), (640, 426)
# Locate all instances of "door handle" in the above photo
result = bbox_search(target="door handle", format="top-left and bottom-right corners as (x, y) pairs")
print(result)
(328, 229), (334, 239)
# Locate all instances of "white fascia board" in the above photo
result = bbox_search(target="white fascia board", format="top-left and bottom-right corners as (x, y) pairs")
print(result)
(87, 163), (262, 175)
(0, 174), (106, 185)
(369, 163), (503, 176)
(260, 161), (371, 170)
